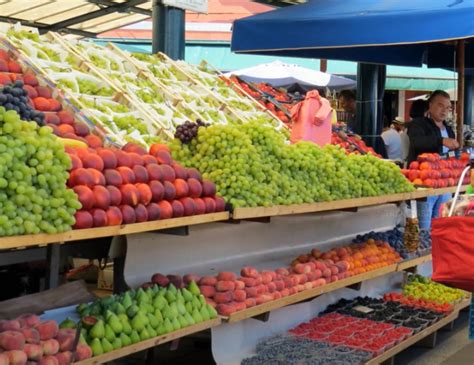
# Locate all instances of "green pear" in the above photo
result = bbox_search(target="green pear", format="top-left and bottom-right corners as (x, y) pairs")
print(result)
(130, 330), (140, 344)
(79, 333), (88, 345)
(137, 290), (150, 304)
(177, 302), (187, 316)
(126, 304), (139, 318)
(163, 318), (174, 334)
(145, 287), (154, 299)
(206, 304), (218, 319)
(162, 306), (176, 320)
(185, 302), (193, 313)
(122, 292), (133, 309)
(121, 320), (132, 335)
(147, 324), (157, 338)
(101, 338), (114, 353)
(172, 317), (181, 331)
(144, 303), (155, 314)
(147, 313), (159, 329)
(115, 302), (126, 315)
(192, 297), (202, 309)
(181, 288), (193, 302)
(112, 337), (122, 350)
(169, 303), (179, 318)
(187, 281), (201, 296)
(200, 306), (210, 321)
(131, 314), (145, 332)
(153, 295), (167, 310)
(59, 317), (76, 329)
(168, 283), (177, 294)
(120, 333), (132, 347)
(108, 314), (123, 334)
(118, 313), (128, 322)
(152, 285), (160, 295)
(140, 328), (150, 341)
(136, 288), (146, 300)
(154, 309), (163, 323)
(105, 324), (116, 343)
(90, 320), (105, 339)
(178, 315), (188, 328)
(91, 338), (103, 357)
(139, 311), (150, 326)
(176, 291), (185, 304)
(184, 312), (195, 326)
(199, 295), (207, 307)
(192, 309), (203, 323)
(90, 304), (102, 317)
(157, 324), (166, 335)
(165, 290), (176, 304)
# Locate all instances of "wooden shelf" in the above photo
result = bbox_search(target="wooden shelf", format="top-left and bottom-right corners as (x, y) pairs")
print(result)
(365, 298), (471, 365)
(73, 317), (221, 365)
(397, 254), (432, 271)
(231, 187), (466, 220)
(0, 212), (229, 251)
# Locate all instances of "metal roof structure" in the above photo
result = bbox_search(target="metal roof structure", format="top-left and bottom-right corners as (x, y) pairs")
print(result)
(0, 0), (152, 38)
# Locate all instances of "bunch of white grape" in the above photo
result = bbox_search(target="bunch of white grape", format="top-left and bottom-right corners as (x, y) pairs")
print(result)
(0, 108), (81, 236)
(169, 122), (414, 208)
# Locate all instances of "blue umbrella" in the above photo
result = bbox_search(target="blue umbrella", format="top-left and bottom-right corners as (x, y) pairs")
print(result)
(231, 0), (474, 68)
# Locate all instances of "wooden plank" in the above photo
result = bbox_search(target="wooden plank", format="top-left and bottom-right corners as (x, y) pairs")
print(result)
(226, 264), (399, 323)
(365, 299), (470, 365)
(73, 317), (221, 365)
(397, 254), (432, 271)
(0, 212), (229, 250)
(232, 187), (467, 220)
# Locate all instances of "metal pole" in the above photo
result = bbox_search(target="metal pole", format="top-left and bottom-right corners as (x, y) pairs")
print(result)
(464, 74), (474, 127)
(320, 59), (327, 73)
(456, 40), (465, 146)
(151, 0), (185, 60)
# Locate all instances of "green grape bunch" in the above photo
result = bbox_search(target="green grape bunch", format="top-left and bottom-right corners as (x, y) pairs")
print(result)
(0, 108), (81, 236)
(169, 122), (414, 208)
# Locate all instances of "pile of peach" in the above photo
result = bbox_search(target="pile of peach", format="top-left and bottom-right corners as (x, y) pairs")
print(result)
(402, 153), (470, 188)
(146, 240), (401, 316)
(0, 48), (102, 148)
(0, 314), (92, 365)
(68, 142), (225, 229)
(293, 240), (402, 276)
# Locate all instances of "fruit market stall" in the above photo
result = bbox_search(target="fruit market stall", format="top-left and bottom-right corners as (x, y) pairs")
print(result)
(0, 23), (471, 365)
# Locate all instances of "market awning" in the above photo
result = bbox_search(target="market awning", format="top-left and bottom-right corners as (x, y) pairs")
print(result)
(0, 0), (152, 38)
(231, 0), (474, 68)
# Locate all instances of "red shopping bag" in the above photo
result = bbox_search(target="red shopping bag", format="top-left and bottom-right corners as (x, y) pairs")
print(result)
(432, 216), (474, 291)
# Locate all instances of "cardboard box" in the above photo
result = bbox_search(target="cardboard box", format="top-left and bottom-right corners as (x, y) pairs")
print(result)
(97, 263), (113, 291)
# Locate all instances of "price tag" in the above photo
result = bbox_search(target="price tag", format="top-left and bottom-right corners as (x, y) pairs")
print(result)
(448, 151), (455, 158)
(353, 305), (374, 314)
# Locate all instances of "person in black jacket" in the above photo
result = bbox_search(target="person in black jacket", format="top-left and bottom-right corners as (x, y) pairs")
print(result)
(407, 90), (460, 229)
(407, 90), (459, 165)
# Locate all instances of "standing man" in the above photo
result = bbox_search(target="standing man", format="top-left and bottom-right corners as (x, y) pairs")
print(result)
(337, 90), (356, 130)
(407, 90), (460, 229)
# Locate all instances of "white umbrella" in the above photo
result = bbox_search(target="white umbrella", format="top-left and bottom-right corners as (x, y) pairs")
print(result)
(407, 88), (457, 101)
(224, 60), (356, 90)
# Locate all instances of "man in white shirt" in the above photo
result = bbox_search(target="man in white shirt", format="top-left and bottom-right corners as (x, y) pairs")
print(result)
(381, 118), (403, 160)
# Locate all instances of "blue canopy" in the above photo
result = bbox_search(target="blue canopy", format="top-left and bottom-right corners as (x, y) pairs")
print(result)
(231, 0), (474, 68)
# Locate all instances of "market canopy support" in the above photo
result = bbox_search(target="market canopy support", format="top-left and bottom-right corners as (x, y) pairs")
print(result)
(152, 0), (185, 60)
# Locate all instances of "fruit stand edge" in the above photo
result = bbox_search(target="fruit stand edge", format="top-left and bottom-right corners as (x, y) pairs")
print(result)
(364, 298), (471, 365)
(231, 186), (468, 220)
(72, 317), (222, 365)
(0, 212), (230, 250)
